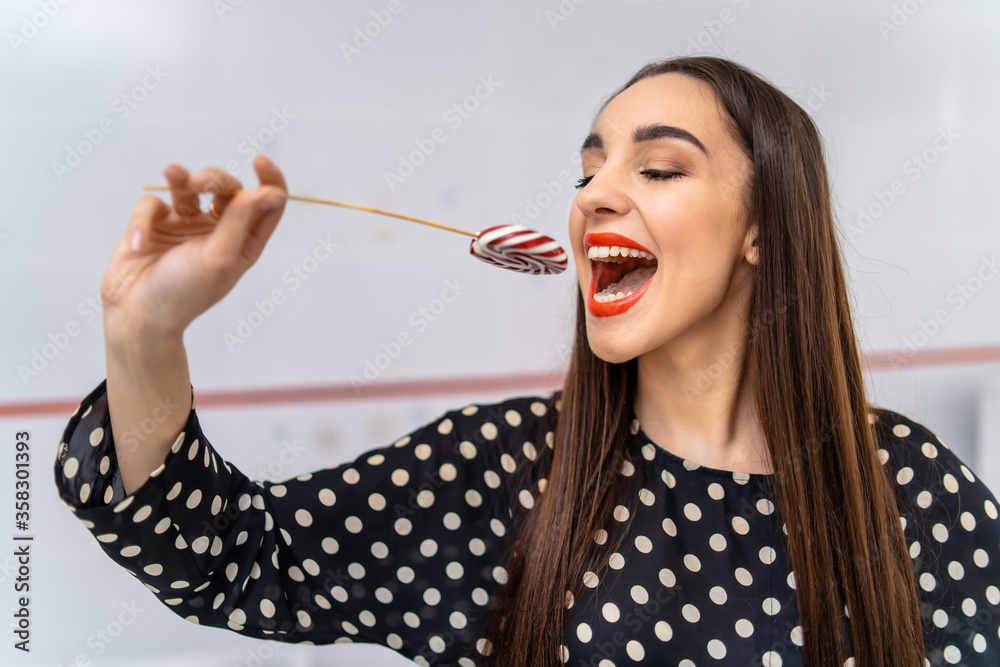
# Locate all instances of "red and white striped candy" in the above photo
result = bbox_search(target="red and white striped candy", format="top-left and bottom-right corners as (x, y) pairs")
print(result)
(469, 225), (568, 275)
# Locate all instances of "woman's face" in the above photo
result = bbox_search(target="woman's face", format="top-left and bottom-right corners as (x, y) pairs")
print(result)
(569, 72), (757, 364)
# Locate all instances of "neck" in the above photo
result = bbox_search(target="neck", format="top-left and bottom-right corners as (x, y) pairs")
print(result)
(633, 298), (771, 475)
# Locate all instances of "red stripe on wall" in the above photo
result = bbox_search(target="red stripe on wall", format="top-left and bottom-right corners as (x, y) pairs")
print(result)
(3, 345), (999, 419)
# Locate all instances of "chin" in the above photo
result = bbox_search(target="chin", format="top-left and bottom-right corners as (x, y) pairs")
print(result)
(585, 321), (641, 365)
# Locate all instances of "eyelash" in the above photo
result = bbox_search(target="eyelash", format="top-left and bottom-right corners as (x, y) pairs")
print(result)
(574, 169), (682, 189)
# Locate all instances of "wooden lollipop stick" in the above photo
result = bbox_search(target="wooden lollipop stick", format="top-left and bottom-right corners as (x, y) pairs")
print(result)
(142, 184), (478, 238)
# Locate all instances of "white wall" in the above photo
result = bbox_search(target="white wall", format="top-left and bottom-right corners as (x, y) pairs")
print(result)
(1, 1), (998, 665)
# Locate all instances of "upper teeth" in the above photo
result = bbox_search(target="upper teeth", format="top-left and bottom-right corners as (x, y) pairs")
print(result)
(587, 245), (654, 261)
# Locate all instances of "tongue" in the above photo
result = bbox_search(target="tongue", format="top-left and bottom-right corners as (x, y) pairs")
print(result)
(606, 266), (656, 294)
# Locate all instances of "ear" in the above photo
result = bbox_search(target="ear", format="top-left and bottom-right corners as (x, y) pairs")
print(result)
(743, 224), (759, 265)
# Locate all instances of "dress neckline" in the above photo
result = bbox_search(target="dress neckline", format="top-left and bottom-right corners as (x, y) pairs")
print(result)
(631, 419), (775, 483)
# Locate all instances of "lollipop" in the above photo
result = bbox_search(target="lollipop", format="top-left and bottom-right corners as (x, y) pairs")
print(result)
(469, 225), (568, 275)
(144, 185), (568, 275)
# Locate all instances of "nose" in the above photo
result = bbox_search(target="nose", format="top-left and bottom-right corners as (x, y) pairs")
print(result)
(573, 164), (633, 222)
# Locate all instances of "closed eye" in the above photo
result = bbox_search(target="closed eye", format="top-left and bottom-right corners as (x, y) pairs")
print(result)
(575, 169), (683, 190)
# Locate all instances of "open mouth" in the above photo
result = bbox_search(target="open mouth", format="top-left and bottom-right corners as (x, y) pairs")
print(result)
(585, 232), (658, 316)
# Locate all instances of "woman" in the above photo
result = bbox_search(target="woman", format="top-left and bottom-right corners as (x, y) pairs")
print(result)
(54, 56), (1000, 666)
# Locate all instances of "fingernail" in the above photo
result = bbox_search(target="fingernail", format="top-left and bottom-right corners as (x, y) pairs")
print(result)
(130, 228), (142, 252)
(258, 191), (286, 212)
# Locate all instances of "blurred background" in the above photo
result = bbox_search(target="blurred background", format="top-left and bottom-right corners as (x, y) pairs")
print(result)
(0, 0), (998, 664)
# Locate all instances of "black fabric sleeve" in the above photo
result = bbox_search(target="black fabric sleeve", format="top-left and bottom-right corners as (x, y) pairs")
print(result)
(53, 379), (554, 666)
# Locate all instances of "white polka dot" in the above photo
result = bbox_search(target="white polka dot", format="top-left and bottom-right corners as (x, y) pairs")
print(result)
(185, 489), (202, 509)
(684, 503), (702, 521)
(684, 554), (701, 572)
(613, 505), (629, 521)
(63, 457), (79, 479)
(391, 469), (409, 486)
(654, 620), (672, 641)
(986, 586), (1000, 605)
(732, 516), (750, 535)
(948, 561), (965, 580)
(893, 424), (911, 437)
(896, 467), (914, 485)
(759, 546), (777, 565)
(659, 568), (676, 587)
(735, 568), (753, 586)
(962, 598), (977, 617)
(709, 533), (727, 551)
(943, 474), (959, 493)
(707, 639), (727, 659)
(662, 518), (677, 536)
(602, 602), (620, 622)
(662, 470), (676, 487)
(120, 545), (141, 557)
(932, 523), (949, 543)
(943, 645), (961, 664)
(481, 422), (498, 440)
(583, 571), (599, 588)
(985, 500), (998, 519)
(143, 563), (163, 576)
(414, 444), (431, 461)
(295, 509), (312, 527)
(345, 516), (363, 533)
(630, 585), (648, 605)
(921, 442), (938, 458)
(756, 498), (775, 515)
(626, 640), (645, 660)
(735, 618), (754, 638)
(916, 490), (933, 509)
(707, 482), (725, 500)
(761, 651), (783, 667)
(974, 549), (989, 568)
(919, 572), (936, 592)
(682, 604), (700, 622)
(762, 597), (781, 615)
(634, 536), (652, 553)
(609, 552), (625, 570)
(709, 586), (728, 605)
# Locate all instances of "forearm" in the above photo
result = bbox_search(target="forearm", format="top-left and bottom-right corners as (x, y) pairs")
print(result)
(105, 324), (192, 495)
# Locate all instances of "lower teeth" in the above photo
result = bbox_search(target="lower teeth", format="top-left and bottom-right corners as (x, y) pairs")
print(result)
(594, 290), (633, 303)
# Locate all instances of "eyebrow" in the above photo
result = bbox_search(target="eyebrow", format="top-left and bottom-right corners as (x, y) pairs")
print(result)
(579, 123), (710, 157)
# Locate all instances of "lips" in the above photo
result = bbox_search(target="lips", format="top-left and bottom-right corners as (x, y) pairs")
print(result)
(584, 232), (658, 317)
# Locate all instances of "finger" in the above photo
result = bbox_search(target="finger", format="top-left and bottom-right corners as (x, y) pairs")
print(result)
(204, 186), (287, 267)
(246, 154), (289, 248)
(163, 163), (200, 218)
(189, 166), (244, 218)
(252, 154), (288, 192)
(123, 194), (172, 256)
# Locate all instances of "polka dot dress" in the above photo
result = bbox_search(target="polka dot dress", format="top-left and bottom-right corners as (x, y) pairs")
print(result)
(54, 380), (1000, 665)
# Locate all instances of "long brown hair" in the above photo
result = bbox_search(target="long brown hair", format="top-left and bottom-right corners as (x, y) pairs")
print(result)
(475, 56), (925, 666)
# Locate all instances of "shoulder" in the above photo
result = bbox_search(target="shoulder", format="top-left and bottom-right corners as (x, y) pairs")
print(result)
(868, 405), (999, 565)
(416, 393), (558, 442)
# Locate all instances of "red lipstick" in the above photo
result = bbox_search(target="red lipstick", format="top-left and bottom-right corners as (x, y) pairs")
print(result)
(583, 232), (657, 318)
